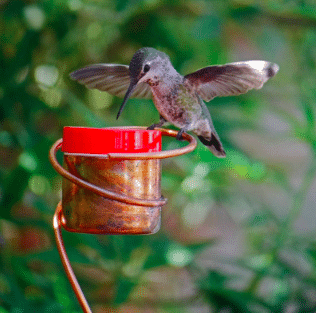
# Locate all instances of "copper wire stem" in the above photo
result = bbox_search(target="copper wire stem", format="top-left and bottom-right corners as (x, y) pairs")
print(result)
(53, 202), (92, 313)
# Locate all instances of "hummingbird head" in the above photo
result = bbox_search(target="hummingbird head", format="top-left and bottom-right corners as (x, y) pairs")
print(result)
(129, 47), (170, 82)
(117, 47), (173, 119)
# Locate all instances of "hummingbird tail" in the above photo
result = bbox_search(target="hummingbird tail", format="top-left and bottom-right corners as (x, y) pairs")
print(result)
(198, 135), (226, 158)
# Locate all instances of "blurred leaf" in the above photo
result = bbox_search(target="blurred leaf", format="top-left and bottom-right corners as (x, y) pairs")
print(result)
(185, 240), (216, 253)
(203, 287), (271, 313)
(64, 90), (107, 128)
(1, 166), (31, 220)
(113, 276), (135, 305)
(51, 273), (76, 312)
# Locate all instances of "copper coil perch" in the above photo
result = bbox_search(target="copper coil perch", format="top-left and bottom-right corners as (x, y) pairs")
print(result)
(49, 127), (197, 312)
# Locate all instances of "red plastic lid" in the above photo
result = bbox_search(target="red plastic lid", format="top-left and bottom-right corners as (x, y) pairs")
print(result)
(62, 127), (161, 154)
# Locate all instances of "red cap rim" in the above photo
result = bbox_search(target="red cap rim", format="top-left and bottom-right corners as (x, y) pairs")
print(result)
(62, 127), (161, 154)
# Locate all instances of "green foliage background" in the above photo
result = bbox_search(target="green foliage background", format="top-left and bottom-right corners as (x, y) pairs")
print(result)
(1, 0), (316, 312)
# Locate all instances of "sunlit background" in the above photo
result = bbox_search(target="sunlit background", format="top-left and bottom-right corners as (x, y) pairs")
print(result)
(1, 0), (316, 312)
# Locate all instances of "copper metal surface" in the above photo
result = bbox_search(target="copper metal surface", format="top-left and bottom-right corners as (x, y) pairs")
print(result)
(62, 156), (162, 234)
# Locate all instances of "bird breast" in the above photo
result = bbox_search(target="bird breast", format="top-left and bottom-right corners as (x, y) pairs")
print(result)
(150, 82), (202, 128)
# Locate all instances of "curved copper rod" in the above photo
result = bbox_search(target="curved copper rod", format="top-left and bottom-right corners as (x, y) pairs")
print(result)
(49, 128), (197, 207)
(49, 139), (167, 207)
(53, 202), (92, 313)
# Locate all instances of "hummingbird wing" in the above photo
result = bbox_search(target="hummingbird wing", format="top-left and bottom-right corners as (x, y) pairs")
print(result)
(70, 64), (152, 99)
(184, 61), (279, 102)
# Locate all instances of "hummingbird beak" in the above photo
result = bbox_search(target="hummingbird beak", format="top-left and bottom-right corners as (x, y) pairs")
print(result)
(116, 78), (138, 120)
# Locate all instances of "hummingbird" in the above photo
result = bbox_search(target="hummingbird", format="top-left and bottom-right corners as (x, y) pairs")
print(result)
(70, 47), (279, 158)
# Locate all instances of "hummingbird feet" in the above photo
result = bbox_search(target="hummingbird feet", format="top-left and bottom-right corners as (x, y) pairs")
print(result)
(147, 124), (158, 130)
(176, 128), (187, 141)
(147, 116), (167, 130)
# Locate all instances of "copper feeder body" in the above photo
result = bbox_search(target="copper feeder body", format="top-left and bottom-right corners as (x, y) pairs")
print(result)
(62, 155), (162, 234)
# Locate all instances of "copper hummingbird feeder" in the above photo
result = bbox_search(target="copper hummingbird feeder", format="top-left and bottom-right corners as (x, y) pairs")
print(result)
(50, 126), (197, 312)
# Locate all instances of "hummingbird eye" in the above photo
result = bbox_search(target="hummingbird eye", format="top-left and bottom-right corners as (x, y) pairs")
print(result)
(143, 64), (150, 73)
